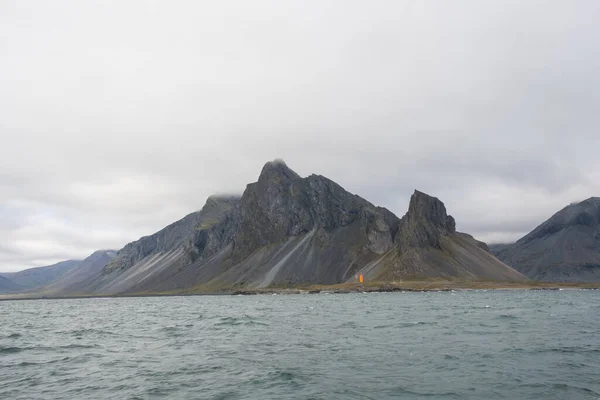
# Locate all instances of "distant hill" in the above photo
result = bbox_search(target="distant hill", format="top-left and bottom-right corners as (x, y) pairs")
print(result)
(0, 275), (22, 294)
(492, 197), (600, 282)
(51, 160), (524, 296)
(1, 260), (80, 291)
(37, 250), (117, 295)
(1, 251), (117, 295)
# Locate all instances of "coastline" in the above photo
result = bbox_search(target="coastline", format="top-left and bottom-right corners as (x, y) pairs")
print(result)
(1, 280), (599, 301)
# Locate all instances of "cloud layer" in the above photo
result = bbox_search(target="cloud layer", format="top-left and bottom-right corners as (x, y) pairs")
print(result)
(2, 0), (599, 271)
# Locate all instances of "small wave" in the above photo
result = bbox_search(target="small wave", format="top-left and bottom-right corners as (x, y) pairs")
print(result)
(211, 391), (238, 400)
(162, 326), (179, 332)
(1, 343), (98, 356)
(462, 329), (502, 335)
(60, 344), (98, 350)
(15, 361), (42, 367)
(270, 370), (297, 381)
(396, 321), (434, 328)
(478, 323), (499, 327)
(249, 369), (306, 388)
(162, 326), (183, 335)
(522, 382), (599, 396)
(0, 346), (22, 354)
(390, 387), (461, 398)
(70, 328), (116, 337)
(470, 305), (492, 310)
(214, 316), (269, 327)
(497, 314), (518, 320)
(373, 324), (395, 329)
(541, 346), (600, 354)
(3, 356), (71, 368)
(7, 333), (21, 339)
(557, 361), (592, 369)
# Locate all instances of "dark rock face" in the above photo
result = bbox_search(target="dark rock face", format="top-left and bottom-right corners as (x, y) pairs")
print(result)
(397, 191), (456, 249)
(233, 162), (399, 262)
(493, 197), (600, 282)
(103, 195), (240, 274)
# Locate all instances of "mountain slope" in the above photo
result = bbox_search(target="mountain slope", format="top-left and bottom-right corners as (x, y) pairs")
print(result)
(38, 250), (117, 295)
(81, 196), (241, 294)
(361, 191), (525, 282)
(1, 260), (80, 291)
(493, 197), (600, 282)
(0, 275), (22, 293)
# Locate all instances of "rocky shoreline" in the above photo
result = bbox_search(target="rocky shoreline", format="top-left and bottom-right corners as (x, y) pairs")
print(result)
(2, 281), (599, 301)
(225, 281), (600, 296)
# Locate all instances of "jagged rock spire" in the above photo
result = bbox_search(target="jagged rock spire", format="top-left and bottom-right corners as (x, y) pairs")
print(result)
(396, 190), (456, 249)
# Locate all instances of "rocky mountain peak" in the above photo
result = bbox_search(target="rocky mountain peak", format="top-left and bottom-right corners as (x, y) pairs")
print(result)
(572, 197), (600, 225)
(573, 196), (600, 206)
(88, 250), (117, 260)
(257, 159), (300, 185)
(494, 196), (600, 282)
(396, 190), (456, 249)
(406, 190), (456, 234)
(202, 195), (241, 212)
(517, 195), (600, 245)
(565, 197), (600, 218)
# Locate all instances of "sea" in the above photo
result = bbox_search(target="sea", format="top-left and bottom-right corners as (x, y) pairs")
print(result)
(1, 290), (599, 399)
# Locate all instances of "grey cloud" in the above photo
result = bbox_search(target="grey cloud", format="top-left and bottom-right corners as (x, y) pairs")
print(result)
(1, 0), (599, 271)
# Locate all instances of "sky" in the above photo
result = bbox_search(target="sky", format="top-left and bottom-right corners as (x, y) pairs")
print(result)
(1, 0), (599, 272)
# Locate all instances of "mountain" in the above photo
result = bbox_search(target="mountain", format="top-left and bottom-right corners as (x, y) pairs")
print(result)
(362, 190), (526, 282)
(37, 250), (117, 295)
(493, 197), (600, 282)
(1, 252), (116, 295)
(1, 260), (80, 291)
(0, 275), (22, 294)
(81, 161), (399, 294)
(60, 160), (524, 295)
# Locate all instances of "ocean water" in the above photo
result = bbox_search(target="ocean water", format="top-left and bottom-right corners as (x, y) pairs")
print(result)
(1, 291), (599, 400)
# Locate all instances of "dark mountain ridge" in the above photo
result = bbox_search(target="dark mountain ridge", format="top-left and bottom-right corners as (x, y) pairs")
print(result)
(69, 160), (524, 295)
(493, 197), (600, 282)
(13, 160), (526, 296)
(90, 160), (404, 293)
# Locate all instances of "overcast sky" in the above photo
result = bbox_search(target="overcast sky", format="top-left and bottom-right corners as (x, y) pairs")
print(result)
(1, 0), (599, 272)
